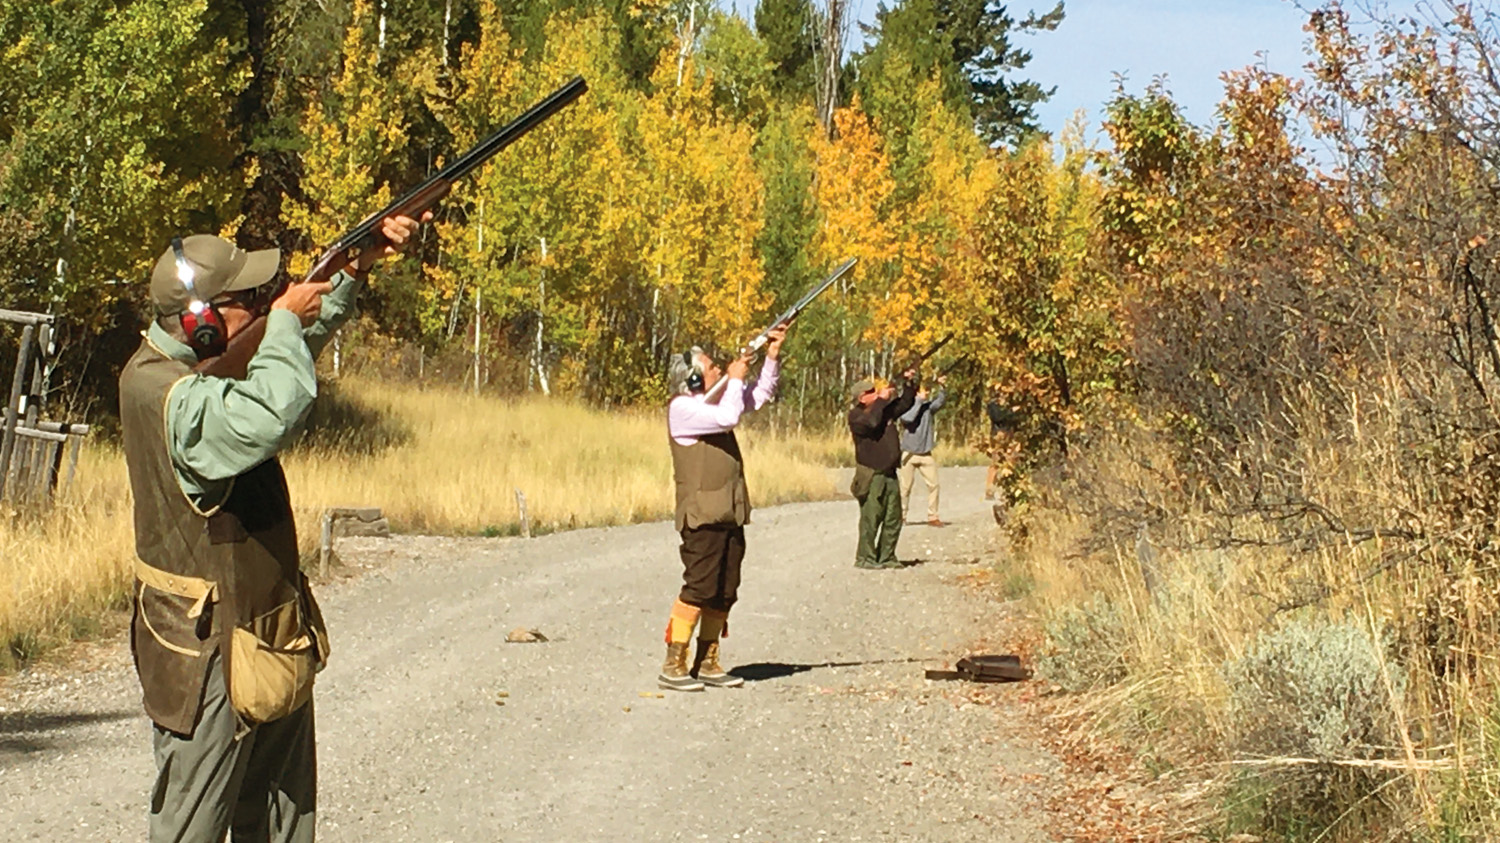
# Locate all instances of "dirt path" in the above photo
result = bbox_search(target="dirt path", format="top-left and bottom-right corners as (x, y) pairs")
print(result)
(1, 467), (1062, 842)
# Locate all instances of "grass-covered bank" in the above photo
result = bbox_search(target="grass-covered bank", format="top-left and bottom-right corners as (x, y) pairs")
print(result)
(994, 424), (1500, 842)
(3, 377), (983, 673)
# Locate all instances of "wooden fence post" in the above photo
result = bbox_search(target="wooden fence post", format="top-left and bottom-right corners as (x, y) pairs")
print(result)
(0, 323), (35, 501)
(515, 488), (531, 539)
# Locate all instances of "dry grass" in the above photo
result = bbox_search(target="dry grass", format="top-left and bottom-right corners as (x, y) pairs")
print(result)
(0, 377), (861, 671)
(0, 445), (137, 671)
(286, 378), (847, 535)
(1003, 395), (1500, 840)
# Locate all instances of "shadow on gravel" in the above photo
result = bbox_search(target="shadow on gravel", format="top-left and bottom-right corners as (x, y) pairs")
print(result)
(731, 657), (926, 682)
(0, 709), (136, 757)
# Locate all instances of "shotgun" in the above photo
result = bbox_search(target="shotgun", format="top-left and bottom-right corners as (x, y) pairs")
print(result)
(197, 76), (589, 378)
(702, 257), (857, 401)
(936, 355), (970, 378)
(908, 333), (953, 373)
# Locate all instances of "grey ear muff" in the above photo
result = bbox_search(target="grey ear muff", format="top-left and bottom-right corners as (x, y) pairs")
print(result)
(684, 350), (705, 393)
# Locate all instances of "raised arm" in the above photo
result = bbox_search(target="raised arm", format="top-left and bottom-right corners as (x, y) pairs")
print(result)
(301, 270), (365, 359)
(167, 309), (317, 501)
(899, 396), (926, 424)
(886, 376), (919, 422)
(669, 381), (749, 438)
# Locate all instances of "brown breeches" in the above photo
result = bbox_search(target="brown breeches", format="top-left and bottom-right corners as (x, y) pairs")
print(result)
(678, 525), (745, 611)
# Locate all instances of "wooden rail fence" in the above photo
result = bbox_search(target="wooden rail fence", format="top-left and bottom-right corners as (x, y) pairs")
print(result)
(1, 309), (89, 507)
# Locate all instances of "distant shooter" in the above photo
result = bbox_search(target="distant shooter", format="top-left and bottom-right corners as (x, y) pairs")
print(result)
(848, 369), (919, 569)
(899, 374), (948, 526)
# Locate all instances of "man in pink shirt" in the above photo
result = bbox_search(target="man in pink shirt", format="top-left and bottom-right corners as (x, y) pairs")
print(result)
(659, 325), (788, 691)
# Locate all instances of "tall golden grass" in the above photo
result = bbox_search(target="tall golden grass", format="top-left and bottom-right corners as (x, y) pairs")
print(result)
(0, 445), (137, 670)
(5, 376), (978, 671)
(285, 377), (846, 535)
(1004, 385), (1500, 839)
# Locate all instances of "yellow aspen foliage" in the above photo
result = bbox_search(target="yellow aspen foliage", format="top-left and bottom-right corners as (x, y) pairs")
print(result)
(425, 0), (522, 340)
(808, 96), (897, 336)
(638, 50), (768, 348)
(281, 0), (420, 276)
(884, 75), (999, 349)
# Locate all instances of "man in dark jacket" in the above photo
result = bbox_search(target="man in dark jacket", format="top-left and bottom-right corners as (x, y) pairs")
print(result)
(848, 368), (918, 569)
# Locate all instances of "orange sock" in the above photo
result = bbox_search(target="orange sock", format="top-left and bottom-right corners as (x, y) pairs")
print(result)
(699, 609), (729, 641)
(665, 599), (701, 644)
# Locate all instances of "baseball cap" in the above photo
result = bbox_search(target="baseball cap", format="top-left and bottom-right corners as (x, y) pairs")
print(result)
(849, 377), (876, 401)
(150, 235), (281, 315)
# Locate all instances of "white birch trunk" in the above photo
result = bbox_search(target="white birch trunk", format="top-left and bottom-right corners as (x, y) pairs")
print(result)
(676, 1), (697, 87)
(474, 287), (482, 396)
(474, 198), (484, 396)
(534, 237), (550, 395)
(377, 0), (388, 54)
(442, 0), (452, 66)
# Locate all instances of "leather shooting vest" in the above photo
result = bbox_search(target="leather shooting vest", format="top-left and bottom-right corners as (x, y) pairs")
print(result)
(119, 338), (305, 735)
(669, 427), (751, 532)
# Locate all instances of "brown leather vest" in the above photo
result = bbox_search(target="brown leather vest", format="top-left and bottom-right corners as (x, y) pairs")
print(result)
(119, 338), (303, 735)
(669, 428), (751, 531)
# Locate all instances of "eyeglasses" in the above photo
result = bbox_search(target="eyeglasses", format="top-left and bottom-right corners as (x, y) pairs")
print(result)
(215, 281), (278, 317)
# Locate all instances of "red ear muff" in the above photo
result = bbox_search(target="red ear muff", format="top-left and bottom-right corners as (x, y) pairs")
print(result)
(180, 304), (225, 358)
(172, 236), (225, 360)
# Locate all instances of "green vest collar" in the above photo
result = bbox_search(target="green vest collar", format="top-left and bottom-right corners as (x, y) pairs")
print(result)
(146, 320), (198, 365)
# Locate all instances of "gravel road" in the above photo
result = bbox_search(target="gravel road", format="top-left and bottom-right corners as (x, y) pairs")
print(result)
(1, 466), (1060, 842)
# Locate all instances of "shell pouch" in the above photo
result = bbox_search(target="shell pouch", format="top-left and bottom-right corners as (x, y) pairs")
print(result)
(228, 586), (330, 724)
(850, 464), (875, 500)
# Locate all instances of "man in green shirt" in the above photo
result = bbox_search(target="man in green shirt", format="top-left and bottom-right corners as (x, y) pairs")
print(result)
(120, 213), (424, 843)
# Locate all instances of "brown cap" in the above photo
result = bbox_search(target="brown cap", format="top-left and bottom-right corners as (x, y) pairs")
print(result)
(849, 377), (876, 401)
(149, 235), (280, 315)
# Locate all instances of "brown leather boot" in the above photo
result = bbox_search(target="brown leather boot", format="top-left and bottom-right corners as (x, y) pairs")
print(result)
(658, 642), (705, 692)
(692, 639), (744, 688)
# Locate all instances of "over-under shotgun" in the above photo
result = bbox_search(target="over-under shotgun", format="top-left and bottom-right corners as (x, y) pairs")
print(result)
(197, 76), (588, 379)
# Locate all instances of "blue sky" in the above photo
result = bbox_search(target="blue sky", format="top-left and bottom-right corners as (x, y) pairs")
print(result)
(729, 0), (1427, 139)
(1020, 0), (1316, 137)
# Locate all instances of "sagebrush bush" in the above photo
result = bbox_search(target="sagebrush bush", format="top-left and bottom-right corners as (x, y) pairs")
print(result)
(1039, 596), (1130, 691)
(1223, 616), (1405, 837)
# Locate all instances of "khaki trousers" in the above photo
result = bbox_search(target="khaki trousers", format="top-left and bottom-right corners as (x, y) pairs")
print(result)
(898, 451), (940, 521)
(149, 653), (316, 843)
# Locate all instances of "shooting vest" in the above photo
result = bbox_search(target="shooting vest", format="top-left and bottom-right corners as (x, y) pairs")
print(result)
(120, 338), (323, 735)
(669, 424), (751, 532)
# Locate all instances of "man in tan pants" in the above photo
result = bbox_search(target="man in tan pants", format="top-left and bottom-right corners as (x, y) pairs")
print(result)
(899, 375), (947, 526)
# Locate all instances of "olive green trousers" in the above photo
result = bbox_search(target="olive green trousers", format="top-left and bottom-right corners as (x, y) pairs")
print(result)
(149, 653), (315, 843)
(855, 471), (904, 568)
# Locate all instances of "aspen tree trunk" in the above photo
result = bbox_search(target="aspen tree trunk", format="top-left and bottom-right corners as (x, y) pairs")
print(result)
(650, 286), (660, 360)
(535, 237), (550, 395)
(676, 1), (697, 87)
(442, 0), (452, 66)
(474, 288), (482, 396)
(377, 0), (388, 54)
(814, 0), (848, 138)
(474, 197), (485, 396)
